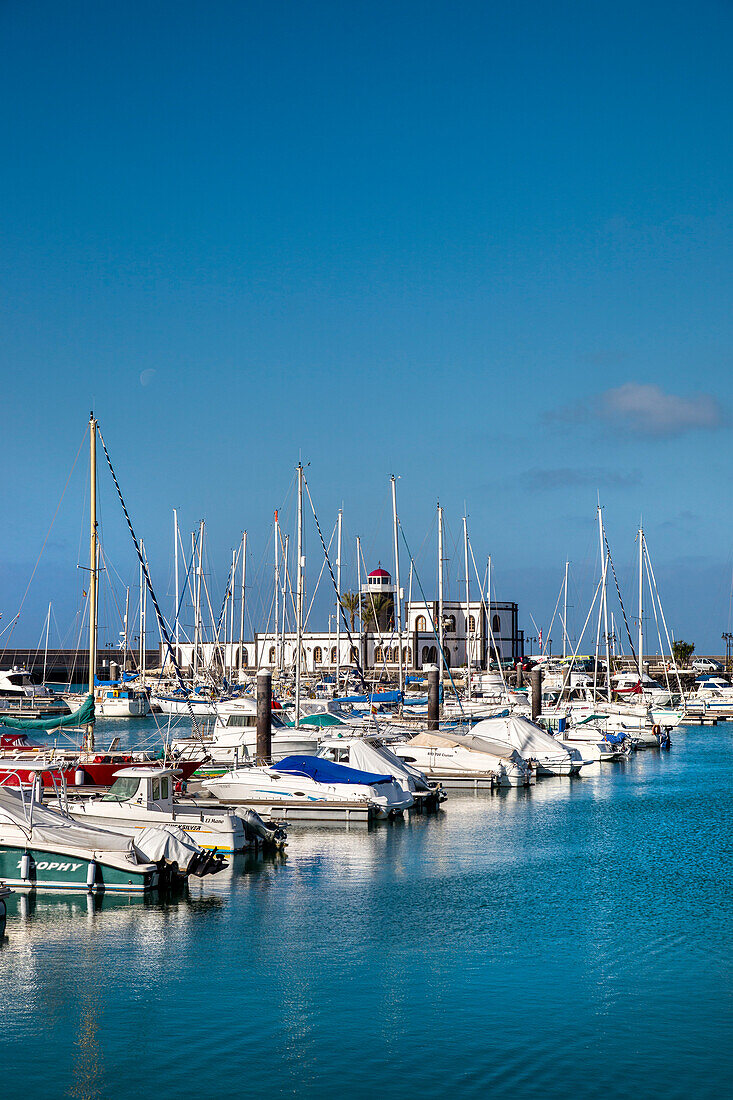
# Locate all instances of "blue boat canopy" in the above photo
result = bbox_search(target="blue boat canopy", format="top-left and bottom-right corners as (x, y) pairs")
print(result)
(273, 755), (393, 786)
(338, 690), (402, 705)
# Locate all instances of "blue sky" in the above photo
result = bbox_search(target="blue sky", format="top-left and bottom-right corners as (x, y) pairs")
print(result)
(1, 0), (731, 654)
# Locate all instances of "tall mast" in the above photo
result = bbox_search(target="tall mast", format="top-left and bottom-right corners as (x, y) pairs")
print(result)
(280, 533), (288, 671)
(42, 602), (51, 686)
(139, 539), (147, 680)
(274, 511), (280, 671)
(391, 476), (403, 696)
(86, 412), (97, 751)
(437, 502), (444, 674)
(335, 507), (342, 692)
(356, 535), (363, 674)
(193, 521), (204, 680)
(487, 554), (492, 662)
(173, 509), (179, 663)
(122, 586), (130, 671)
(228, 548), (236, 678)
(598, 508), (611, 701)
(238, 531), (247, 680)
(463, 516), (471, 701)
(562, 560), (569, 659)
(638, 523), (644, 678)
(295, 464), (304, 726)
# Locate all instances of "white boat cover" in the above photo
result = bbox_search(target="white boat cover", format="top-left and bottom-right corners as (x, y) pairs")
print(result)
(0, 787), (139, 857)
(408, 730), (526, 767)
(342, 740), (430, 792)
(133, 825), (205, 871)
(470, 715), (573, 764)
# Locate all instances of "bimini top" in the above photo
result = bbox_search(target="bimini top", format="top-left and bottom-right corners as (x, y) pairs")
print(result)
(272, 756), (393, 786)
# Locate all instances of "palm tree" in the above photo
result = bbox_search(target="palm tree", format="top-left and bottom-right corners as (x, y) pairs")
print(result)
(340, 591), (360, 632)
(361, 593), (393, 632)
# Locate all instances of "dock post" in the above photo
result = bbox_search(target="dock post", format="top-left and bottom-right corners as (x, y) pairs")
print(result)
(257, 668), (272, 763)
(516, 661), (524, 689)
(531, 668), (543, 721)
(427, 663), (440, 731)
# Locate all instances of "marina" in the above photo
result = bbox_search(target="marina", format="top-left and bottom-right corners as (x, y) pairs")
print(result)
(1, 721), (730, 1100)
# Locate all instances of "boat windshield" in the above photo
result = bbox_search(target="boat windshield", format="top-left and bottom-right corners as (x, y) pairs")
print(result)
(101, 777), (139, 802)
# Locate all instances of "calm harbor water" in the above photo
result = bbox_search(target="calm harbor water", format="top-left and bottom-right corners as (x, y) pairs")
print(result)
(1, 723), (731, 1100)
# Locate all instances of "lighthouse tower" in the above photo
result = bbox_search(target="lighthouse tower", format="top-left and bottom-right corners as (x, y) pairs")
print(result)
(361, 566), (395, 631)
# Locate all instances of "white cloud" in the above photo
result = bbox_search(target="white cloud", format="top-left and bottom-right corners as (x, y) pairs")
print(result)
(548, 383), (724, 437)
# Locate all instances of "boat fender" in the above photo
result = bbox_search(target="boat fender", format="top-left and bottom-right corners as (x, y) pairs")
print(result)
(20, 853), (31, 881)
(86, 860), (97, 890)
(74, 768), (87, 786)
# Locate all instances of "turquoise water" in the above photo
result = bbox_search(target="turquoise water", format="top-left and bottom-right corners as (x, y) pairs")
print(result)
(1, 724), (731, 1100)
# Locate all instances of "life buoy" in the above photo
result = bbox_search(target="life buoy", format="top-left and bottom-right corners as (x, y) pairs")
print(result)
(652, 724), (661, 737)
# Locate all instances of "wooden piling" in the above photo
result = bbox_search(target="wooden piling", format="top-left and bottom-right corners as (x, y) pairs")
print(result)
(257, 668), (272, 763)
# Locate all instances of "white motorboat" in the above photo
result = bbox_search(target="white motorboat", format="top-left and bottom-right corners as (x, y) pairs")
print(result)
(203, 755), (414, 818)
(65, 682), (149, 718)
(316, 735), (446, 804)
(685, 676), (733, 718)
(170, 697), (318, 763)
(391, 730), (533, 787)
(0, 667), (70, 719)
(152, 689), (221, 719)
(66, 767), (286, 853)
(612, 671), (672, 707)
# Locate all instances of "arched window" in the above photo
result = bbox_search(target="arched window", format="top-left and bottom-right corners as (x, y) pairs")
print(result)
(492, 614), (501, 634)
(313, 645), (323, 664)
(405, 647), (412, 665)
(242, 648), (249, 668)
(350, 646), (358, 661)
(421, 646), (430, 663)
(374, 646), (383, 662)
(445, 615), (456, 633)
(268, 646), (275, 663)
(468, 615), (476, 632)
(416, 615), (426, 632)
(385, 647), (394, 662)
(330, 646), (337, 663)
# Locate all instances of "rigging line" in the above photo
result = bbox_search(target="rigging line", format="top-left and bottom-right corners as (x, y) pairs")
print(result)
(302, 473), (370, 694)
(96, 424), (202, 739)
(399, 523), (464, 715)
(643, 541), (684, 698)
(0, 428), (86, 660)
(644, 550), (672, 698)
(466, 539), (508, 694)
(541, 575), (566, 657)
(303, 522), (336, 631)
(603, 529), (638, 667)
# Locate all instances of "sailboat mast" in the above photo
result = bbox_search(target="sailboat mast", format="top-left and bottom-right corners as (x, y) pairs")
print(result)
(356, 535), (363, 673)
(562, 560), (569, 659)
(295, 464), (304, 726)
(274, 512), (280, 672)
(463, 516), (470, 701)
(139, 539), (147, 680)
(638, 523), (644, 678)
(173, 509), (179, 663)
(335, 507), (342, 692)
(228, 548), (236, 678)
(42, 602), (51, 686)
(86, 412), (97, 750)
(391, 476), (403, 696)
(123, 586), (130, 670)
(438, 502), (444, 674)
(280, 533), (288, 671)
(238, 531), (247, 680)
(598, 508), (611, 701)
(194, 521), (204, 680)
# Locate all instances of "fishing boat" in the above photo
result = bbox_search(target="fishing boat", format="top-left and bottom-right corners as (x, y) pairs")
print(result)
(203, 755), (414, 818)
(67, 766), (286, 854)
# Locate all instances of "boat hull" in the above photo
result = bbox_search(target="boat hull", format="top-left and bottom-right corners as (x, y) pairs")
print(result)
(0, 844), (158, 893)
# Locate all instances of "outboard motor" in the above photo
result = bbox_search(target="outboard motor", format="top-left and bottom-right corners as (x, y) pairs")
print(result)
(234, 807), (287, 848)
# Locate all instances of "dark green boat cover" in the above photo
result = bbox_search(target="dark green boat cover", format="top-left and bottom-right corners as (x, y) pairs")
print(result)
(0, 693), (95, 730)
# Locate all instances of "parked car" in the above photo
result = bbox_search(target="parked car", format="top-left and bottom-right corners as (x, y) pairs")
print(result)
(691, 658), (724, 673)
